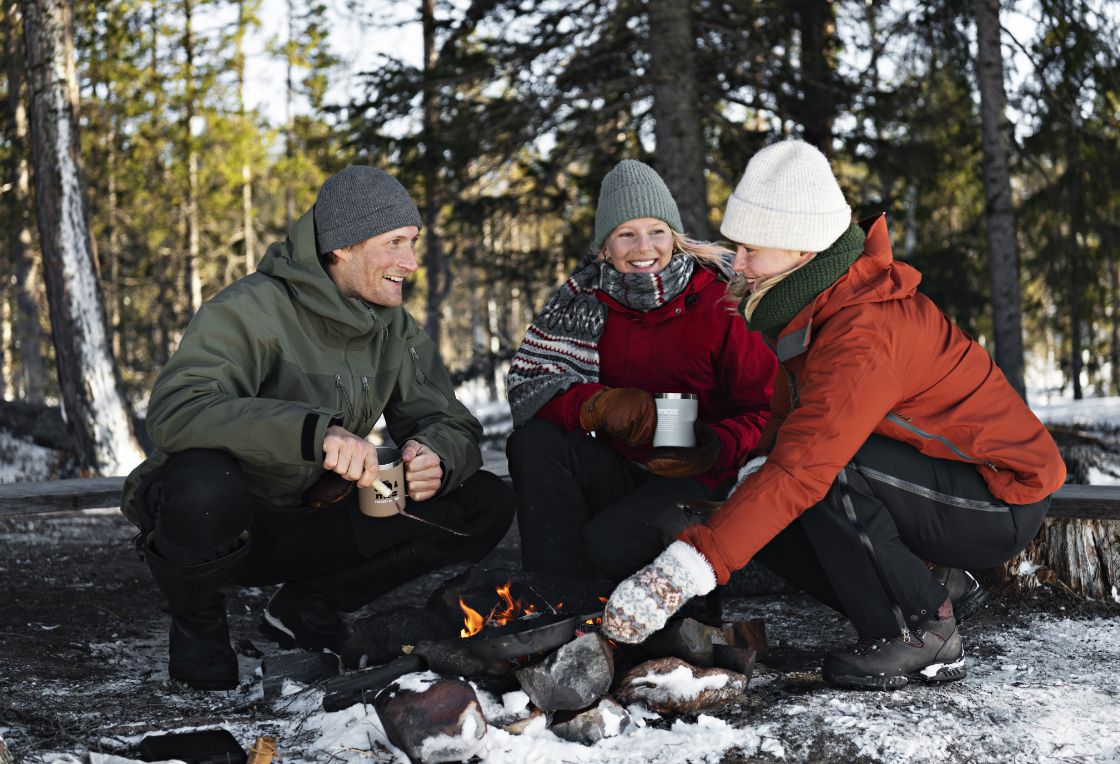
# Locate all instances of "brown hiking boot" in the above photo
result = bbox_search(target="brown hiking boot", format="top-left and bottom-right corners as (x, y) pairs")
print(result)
(930, 565), (988, 622)
(822, 615), (966, 690)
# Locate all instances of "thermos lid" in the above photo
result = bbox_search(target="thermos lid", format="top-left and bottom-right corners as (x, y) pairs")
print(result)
(654, 393), (699, 400)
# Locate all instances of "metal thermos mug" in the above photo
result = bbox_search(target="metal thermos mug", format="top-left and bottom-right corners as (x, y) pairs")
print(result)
(653, 393), (699, 448)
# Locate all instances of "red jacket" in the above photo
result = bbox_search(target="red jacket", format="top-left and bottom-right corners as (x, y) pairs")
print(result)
(537, 265), (777, 487)
(681, 215), (1065, 582)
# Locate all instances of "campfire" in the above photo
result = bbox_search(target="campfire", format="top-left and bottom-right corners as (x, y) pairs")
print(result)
(458, 580), (554, 638)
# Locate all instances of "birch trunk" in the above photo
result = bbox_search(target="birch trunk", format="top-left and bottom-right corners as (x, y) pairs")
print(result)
(648, 0), (711, 239)
(236, 0), (255, 275)
(183, 0), (201, 316)
(975, 0), (1026, 399)
(19, 0), (144, 474)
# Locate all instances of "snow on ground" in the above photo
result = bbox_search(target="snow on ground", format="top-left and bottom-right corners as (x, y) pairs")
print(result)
(3, 395), (1120, 763)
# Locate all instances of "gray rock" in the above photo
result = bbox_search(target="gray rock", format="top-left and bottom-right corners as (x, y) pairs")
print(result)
(515, 633), (614, 712)
(549, 697), (632, 745)
(613, 657), (748, 715)
(374, 673), (487, 764)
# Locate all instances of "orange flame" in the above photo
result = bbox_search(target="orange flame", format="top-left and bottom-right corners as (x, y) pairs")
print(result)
(459, 596), (484, 638)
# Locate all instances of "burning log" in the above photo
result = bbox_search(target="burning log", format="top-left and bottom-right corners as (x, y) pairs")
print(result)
(514, 633), (615, 713)
(374, 673), (487, 764)
(613, 657), (749, 715)
(342, 606), (452, 669)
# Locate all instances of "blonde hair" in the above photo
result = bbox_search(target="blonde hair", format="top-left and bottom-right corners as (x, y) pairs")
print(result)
(728, 250), (813, 320)
(595, 229), (733, 270)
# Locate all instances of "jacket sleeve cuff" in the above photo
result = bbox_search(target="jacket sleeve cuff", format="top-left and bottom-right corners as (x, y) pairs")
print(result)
(663, 540), (717, 595)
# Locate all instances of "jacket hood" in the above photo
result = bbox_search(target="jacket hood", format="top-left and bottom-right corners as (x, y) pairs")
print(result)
(774, 214), (921, 361)
(256, 208), (397, 338)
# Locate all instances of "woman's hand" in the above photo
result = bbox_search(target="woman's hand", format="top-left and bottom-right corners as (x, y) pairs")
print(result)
(578, 387), (656, 446)
(602, 540), (718, 643)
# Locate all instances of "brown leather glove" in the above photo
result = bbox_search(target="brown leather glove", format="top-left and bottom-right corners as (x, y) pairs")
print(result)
(645, 421), (721, 478)
(578, 387), (657, 446)
(303, 471), (355, 509)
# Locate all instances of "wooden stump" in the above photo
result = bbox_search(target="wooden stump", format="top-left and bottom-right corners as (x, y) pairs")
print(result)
(1002, 517), (1120, 600)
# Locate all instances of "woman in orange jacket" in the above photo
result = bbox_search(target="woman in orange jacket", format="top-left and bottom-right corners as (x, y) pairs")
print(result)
(602, 140), (1065, 689)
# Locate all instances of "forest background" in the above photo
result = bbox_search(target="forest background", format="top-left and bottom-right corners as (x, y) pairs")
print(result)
(2, 0), (1119, 475)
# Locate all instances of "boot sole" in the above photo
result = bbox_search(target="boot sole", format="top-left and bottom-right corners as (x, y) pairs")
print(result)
(824, 657), (967, 690)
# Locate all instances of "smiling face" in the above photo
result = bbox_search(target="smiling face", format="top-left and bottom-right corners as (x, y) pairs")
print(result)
(601, 217), (676, 274)
(732, 243), (815, 291)
(325, 225), (420, 307)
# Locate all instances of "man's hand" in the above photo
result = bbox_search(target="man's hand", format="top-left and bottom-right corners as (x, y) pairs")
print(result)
(322, 425), (381, 488)
(402, 439), (442, 501)
(602, 540), (717, 643)
(578, 387), (657, 446)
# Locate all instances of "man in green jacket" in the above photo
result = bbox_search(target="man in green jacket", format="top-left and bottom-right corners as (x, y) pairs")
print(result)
(121, 166), (515, 690)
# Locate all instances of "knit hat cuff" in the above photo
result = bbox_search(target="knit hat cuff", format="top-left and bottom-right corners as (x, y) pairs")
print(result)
(720, 194), (851, 253)
(315, 201), (423, 254)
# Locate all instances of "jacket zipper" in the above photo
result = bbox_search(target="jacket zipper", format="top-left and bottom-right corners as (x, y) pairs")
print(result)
(361, 376), (373, 422)
(409, 347), (428, 385)
(886, 412), (1000, 472)
(335, 374), (356, 420)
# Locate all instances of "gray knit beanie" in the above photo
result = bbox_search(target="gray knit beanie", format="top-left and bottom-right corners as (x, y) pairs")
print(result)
(593, 160), (684, 250)
(314, 166), (422, 254)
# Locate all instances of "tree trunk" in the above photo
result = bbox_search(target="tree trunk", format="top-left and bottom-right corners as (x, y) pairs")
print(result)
(974, 0), (1026, 399)
(1110, 257), (1119, 395)
(794, 0), (837, 155)
(284, 0), (294, 228)
(183, 0), (201, 316)
(5, 0), (44, 403)
(1067, 126), (1084, 400)
(647, 0), (710, 239)
(19, 0), (144, 474)
(421, 0), (448, 348)
(236, 0), (255, 275)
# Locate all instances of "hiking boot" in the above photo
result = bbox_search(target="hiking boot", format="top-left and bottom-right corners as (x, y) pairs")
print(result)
(166, 592), (239, 690)
(822, 615), (966, 690)
(930, 565), (988, 622)
(260, 585), (349, 655)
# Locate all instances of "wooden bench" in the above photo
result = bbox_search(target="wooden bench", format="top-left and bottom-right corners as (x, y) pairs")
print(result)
(0, 450), (513, 518)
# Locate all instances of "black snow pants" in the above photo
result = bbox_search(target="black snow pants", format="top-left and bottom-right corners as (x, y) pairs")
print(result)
(507, 418), (730, 583)
(135, 448), (515, 611)
(753, 434), (1050, 639)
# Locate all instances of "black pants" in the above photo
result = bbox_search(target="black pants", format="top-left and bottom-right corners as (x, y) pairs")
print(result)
(753, 435), (1049, 638)
(136, 449), (515, 611)
(507, 419), (727, 582)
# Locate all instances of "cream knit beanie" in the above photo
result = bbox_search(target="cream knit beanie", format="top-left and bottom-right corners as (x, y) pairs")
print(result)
(720, 140), (852, 252)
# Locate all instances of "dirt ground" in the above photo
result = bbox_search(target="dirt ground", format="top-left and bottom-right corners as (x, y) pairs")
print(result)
(2, 508), (1118, 764)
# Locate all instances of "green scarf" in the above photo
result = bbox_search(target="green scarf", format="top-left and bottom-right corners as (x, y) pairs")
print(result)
(744, 222), (867, 339)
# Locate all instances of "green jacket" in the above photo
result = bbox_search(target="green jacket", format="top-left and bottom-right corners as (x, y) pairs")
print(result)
(120, 209), (483, 525)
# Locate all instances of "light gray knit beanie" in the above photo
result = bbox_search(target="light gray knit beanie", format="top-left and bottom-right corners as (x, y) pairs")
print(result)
(314, 166), (422, 254)
(593, 159), (684, 250)
(720, 140), (852, 252)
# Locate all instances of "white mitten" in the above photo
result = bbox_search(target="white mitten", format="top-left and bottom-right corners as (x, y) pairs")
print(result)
(602, 540), (717, 644)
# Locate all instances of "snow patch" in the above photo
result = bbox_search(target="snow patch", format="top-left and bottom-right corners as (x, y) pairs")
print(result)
(635, 665), (729, 700)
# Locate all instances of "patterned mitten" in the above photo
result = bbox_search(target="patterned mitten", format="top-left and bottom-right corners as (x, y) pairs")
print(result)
(602, 540), (717, 644)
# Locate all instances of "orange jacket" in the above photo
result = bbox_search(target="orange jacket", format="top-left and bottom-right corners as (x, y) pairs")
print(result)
(680, 214), (1065, 584)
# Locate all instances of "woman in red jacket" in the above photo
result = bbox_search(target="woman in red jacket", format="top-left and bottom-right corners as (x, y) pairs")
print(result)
(505, 159), (776, 587)
(603, 141), (1065, 689)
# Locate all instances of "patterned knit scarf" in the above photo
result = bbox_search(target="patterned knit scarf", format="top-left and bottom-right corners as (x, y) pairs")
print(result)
(745, 222), (866, 339)
(507, 254), (695, 426)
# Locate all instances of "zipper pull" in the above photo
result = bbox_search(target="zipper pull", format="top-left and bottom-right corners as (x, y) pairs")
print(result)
(334, 373), (355, 419)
